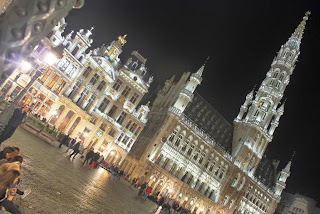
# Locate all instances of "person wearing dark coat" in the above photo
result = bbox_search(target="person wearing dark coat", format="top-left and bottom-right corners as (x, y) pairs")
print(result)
(0, 105), (29, 144)
(69, 141), (81, 159)
(90, 152), (100, 169)
(82, 149), (94, 165)
(59, 135), (70, 148)
(138, 182), (147, 197)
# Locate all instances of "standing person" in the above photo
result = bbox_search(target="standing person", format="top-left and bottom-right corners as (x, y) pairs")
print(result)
(143, 186), (152, 200)
(65, 138), (76, 153)
(0, 104), (29, 145)
(138, 182), (147, 197)
(82, 148), (94, 165)
(69, 141), (82, 159)
(90, 152), (100, 169)
(59, 134), (69, 148)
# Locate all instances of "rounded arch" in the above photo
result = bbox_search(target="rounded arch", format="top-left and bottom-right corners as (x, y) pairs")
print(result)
(107, 150), (122, 165)
(68, 117), (81, 135)
(50, 105), (65, 124)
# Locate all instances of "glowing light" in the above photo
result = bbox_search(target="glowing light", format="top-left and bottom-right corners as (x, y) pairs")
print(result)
(185, 197), (188, 201)
(44, 52), (58, 65)
(110, 151), (115, 156)
(52, 110), (57, 115)
(83, 132), (88, 137)
(21, 61), (32, 72)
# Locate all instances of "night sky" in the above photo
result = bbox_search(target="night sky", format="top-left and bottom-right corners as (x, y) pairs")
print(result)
(65, 0), (320, 203)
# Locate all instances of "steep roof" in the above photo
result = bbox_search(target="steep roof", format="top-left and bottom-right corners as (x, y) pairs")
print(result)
(184, 92), (233, 152)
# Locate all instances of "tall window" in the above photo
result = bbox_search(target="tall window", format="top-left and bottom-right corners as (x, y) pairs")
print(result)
(129, 123), (137, 132)
(117, 112), (127, 125)
(108, 105), (118, 117)
(174, 135), (183, 147)
(169, 130), (177, 142)
(38, 68), (52, 83)
(121, 86), (131, 97)
(112, 79), (123, 91)
(90, 73), (99, 85)
(46, 73), (60, 89)
(97, 81), (106, 91)
(59, 58), (70, 71)
(187, 144), (194, 156)
(98, 98), (110, 112)
(129, 92), (139, 104)
(52, 79), (66, 95)
(125, 120), (132, 129)
(83, 67), (92, 78)
(100, 123), (107, 131)
(108, 128), (116, 137)
(134, 127), (141, 136)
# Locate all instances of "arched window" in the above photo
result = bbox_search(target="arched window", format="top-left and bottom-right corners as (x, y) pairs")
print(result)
(231, 173), (240, 187)
(169, 130), (177, 142)
(68, 117), (81, 135)
(175, 134), (183, 147)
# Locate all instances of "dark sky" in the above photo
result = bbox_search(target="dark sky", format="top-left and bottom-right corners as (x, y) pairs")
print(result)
(66, 0), (320, 203)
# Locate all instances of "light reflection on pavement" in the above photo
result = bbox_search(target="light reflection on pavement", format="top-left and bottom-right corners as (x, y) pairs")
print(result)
(3, 128), (157, 214)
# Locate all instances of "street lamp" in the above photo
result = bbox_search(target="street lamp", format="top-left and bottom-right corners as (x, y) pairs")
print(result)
(49, 109), (57, 123)
(20, 61), (32, 72)
(0, 51), (58, 127)
(83, 132), (88, 138)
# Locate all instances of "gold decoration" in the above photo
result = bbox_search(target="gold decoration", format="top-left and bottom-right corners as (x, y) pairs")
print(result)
(118, 34), (127, 46)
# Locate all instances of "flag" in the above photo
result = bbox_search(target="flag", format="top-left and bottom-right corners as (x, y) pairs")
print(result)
(248, 165), (256, 172)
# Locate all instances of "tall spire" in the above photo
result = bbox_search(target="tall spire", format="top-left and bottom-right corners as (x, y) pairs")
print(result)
(232, 13), (310, 171)
(287, 11), (311, 49)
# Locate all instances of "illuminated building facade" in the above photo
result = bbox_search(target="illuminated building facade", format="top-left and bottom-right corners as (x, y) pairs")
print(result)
(121, 12), (310, 214)
(0, 18), (152, 164)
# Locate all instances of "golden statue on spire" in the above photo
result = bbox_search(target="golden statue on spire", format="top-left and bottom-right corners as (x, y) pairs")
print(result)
(118, 34), (127, 46)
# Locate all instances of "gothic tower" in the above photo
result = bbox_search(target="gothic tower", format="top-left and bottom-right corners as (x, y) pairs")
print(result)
(173, 64), (204, 113)
(232, 12), (310, 174)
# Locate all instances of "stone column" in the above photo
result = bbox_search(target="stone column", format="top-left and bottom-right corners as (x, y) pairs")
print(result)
(72, 85), (85, 103)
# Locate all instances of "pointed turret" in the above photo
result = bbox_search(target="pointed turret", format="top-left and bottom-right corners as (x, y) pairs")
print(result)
(174, 60), (207, 113)
(232, 13), (310, 174)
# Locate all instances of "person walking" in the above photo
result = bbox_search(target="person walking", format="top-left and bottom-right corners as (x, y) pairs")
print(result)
(69, 141), (82, 159)
(82, 148), (94, 165)
(0, 104), (29, 145)
(65, 138), (76, 153)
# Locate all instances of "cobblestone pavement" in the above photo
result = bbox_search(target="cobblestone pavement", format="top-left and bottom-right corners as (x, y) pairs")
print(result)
(2, 128), (158, 214)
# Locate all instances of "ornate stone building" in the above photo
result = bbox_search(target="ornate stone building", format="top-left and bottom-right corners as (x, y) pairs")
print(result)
(0, 18), (152, 164)
(121, 13), (310, 214)
(275, 192), (319, 214)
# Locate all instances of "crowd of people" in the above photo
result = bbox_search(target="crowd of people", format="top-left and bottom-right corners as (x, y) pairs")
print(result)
(0, 146), (31, 214)
(0, 102), (194, 213)
(130, 178), (193, 214)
